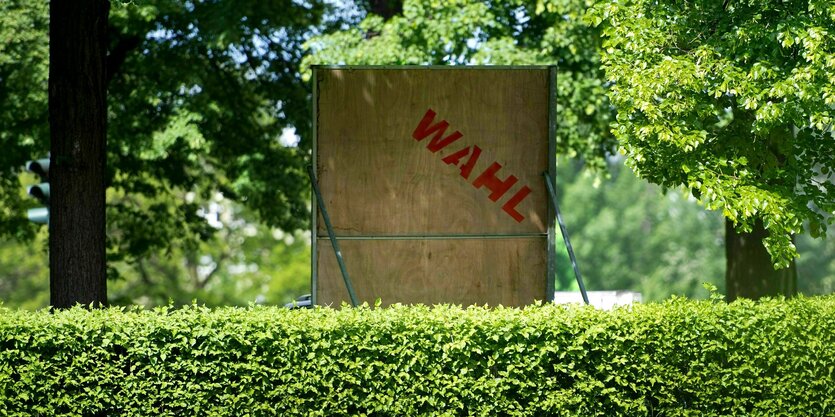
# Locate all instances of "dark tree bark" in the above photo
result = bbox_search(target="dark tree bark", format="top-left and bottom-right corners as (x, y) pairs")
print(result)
(725, 219), (797, 301)
(366, 0), (403, 19)
(49, 0), (110, 308)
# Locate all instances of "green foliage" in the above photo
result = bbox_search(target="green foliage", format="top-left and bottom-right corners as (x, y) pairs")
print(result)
(1, 0), (329, 261)
(108, 218), (312, 308)
(0, 0), (48, 240)
(0, 232), (48, 311)
(303, 0), (616, 171)
(102, 0), (324, 260)
(556, 157), (725, 300)
(797, 224), (835, 295)
(1, 198), (311, 310)
(590, 0), (835, 268)
(2, 298), (835, 416)
(106, 190), (309, 307)
(0, 0), (326, 306)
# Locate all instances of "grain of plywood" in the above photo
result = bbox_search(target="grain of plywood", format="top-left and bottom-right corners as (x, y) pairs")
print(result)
(316, 238), (548, 307)
(313, 67), (553, 306)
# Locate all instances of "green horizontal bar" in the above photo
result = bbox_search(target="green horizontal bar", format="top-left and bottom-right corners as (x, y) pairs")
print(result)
(316, 233), (547, 241)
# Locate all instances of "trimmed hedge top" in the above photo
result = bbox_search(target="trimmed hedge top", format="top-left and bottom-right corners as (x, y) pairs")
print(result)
(1, 296), (834, 416)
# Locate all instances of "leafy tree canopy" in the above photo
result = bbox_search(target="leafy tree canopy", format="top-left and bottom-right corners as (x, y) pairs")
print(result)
(589, 0), (835, 267)
(303, 0), (617, 171)
(1, 0), (332, 265)
(0, 0), (48, 239)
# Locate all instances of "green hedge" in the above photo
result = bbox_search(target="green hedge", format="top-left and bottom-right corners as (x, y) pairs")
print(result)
(1, 296), (834, 416)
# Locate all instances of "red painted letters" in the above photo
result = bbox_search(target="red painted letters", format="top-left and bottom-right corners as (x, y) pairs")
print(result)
(412, 108), (533, 223)
(472, 162), (518, 202)
(502, 186), (532, 222)
(412, 108), (464, 152)
(441, 145), (481, 180)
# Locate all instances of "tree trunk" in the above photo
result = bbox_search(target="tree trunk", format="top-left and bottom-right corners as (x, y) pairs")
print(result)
(49, 0), (110, 308)
(725, 218), (797, 301)
(366, 0), (403, 19)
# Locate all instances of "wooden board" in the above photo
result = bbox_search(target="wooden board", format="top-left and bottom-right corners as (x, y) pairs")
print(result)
(316, 239), (548, 307)
(315, 68), (550, 235)
(313, 67), (554, 307)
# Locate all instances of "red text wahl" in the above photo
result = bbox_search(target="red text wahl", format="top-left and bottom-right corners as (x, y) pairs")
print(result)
(411, 108), (532, 223)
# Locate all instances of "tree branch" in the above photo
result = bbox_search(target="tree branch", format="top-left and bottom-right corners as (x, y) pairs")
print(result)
(106, 33), (141, 85)
(368, 0), (403, 19)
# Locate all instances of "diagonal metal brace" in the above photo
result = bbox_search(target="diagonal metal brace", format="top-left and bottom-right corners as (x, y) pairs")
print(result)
(308, 165), (359, 307)
(543, 172), (589, 305)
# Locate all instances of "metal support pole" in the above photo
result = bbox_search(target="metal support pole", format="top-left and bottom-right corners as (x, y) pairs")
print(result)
(308, 165), (359, 307)
(543, 172), (589, 305)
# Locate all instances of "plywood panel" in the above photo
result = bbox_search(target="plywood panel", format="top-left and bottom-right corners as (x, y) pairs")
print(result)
(316, 238), (548, 307)
(313, 67), (553, 307)
(315, 68), (549, 235)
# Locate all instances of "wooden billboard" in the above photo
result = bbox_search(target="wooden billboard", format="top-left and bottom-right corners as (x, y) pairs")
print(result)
(312, 66), (556, 307)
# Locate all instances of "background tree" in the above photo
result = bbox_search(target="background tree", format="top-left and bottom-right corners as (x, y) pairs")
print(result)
(0, 0), (48, 240)
(591, 0), (835, 299)
(104, 0), (326, 262)
(0, 198), (312, 309)
(107, 198), (311, 307)
(556, 157), (726, 300)
(1, 0), (337, 306)
(0, 233), (49, 310)
(797, 228), (835, 294)
(48, 0), (110, 307)
(3, 0), (834, 308)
